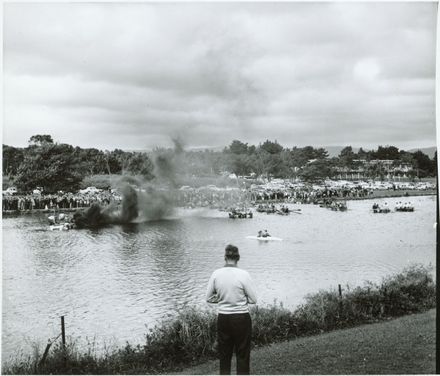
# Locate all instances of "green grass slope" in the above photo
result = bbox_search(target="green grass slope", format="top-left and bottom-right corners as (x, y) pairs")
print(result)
(176, 309), (435, 375)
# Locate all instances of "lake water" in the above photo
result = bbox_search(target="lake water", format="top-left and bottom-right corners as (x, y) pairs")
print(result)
(2, 195), (436, 360)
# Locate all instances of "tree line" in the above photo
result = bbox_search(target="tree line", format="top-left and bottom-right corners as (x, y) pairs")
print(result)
(2, 135), (437, 193)
(223, 140), (436, 182)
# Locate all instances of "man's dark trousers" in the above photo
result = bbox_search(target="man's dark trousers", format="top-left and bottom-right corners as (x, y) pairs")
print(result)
(217, 312), (252, 375)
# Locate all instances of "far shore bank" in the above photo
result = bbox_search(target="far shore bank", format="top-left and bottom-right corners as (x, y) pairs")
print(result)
(2, 189), (436, 215)
(349, 188), (436, 201)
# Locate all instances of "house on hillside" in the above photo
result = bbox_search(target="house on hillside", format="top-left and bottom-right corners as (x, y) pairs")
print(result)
(335, 159), (414, 180)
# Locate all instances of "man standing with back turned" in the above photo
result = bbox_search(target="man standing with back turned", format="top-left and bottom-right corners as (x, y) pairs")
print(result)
(206, 244), (257, 375)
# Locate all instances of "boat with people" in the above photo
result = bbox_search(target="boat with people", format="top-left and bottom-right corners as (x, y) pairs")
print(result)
(48, 212), (70, 224)
(47, 212), (76, 230)
(372, 202), (391, 213)
(373, 208), (390, 213)
(246, 230), (282, 241)
(331, 201), (347, 211)
(228, 208), (253, 219)
(395, 201), (415, 212)
(256, 203), (277, 213)
(49, 222), (73, 231)
(319, 199), (347, 211)
(246, 235), (282, 241)
(255, 203), (297, 215)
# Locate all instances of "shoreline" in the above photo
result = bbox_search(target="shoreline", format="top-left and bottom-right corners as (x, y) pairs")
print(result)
(346, 189), (436, 201)
(2, 190), (436, 215)
(2, 265), (435, 375)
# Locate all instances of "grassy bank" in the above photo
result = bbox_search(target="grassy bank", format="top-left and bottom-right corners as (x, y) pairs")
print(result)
(2, 264), (435, 375)
(179, 308), (436, 374)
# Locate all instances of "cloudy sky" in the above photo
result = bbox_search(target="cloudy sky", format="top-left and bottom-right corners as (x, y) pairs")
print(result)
(3, 2), (437, 151)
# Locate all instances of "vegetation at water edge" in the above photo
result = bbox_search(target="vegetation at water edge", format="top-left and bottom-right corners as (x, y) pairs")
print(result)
(2, 264), (435, 375)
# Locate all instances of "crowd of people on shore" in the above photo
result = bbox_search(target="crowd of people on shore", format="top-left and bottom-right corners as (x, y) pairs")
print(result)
(2, 191), (122, 213)
(174, 187), (246, 209)
(250, 186), (372, 204)
(2, 180), (435, 214)
(175, 185), (374, 209)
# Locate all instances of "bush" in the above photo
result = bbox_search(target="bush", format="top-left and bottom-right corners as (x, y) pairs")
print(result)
(296, 264), (436, 331)
(379, 264), (436, 316)
(250, 302), (296, 345)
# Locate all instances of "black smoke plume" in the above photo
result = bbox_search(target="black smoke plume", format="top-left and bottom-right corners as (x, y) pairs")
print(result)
(73, 143), (181, 228)
(73, 185), (139, 228)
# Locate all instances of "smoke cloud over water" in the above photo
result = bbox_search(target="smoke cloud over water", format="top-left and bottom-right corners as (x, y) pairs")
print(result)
(73, 144), (180, 228)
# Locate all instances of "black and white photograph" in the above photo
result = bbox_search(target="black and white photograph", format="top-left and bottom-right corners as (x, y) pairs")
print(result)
(2, 2), (437, 374)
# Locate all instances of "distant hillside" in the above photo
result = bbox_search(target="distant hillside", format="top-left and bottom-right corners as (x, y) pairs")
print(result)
(123, 145), (437, 158)
(324, 146), (437, 158)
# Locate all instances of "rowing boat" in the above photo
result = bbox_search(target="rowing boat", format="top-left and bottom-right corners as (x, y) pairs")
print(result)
(246, 235), (283, 241)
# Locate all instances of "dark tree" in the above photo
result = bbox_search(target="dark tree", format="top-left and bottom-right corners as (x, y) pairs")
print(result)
(432, 152), (437, 176)
(356, 147), (370, 160)
(411, 150), (434, 178)
(2, 145), (24, 176)
(76, 147), (108, 175)
(28, 134), (54, 146)
(302, 146), (328, 160)
(299, 159), (336, 182)
(259, 140), (283, 154)
(15, 142), (84, 192)
(314, 147), (329, 159)
(126, 153), (154, 179)
(339, 146), (355, 159)
(373, 145), (400, 160)
(227, 140), (250, 155)
(338, 146), (356, 168)
(289, 147), (309, 168)
(106, 149), (125, 174)
(227, 154), (254, 176)
(265, 153), (290, 178)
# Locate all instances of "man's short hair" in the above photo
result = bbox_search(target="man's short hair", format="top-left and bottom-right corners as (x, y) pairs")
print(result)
(225, 244), (240, 261)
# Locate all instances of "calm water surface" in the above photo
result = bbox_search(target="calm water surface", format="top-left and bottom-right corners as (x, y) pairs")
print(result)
(2, 195), (436, 359)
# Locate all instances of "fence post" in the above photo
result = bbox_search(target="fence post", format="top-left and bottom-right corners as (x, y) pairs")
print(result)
(39, 342), (52, 368)
(61, 316), (66, 347)
(338, 284), (343, 320)
(61, 316), (67, 367)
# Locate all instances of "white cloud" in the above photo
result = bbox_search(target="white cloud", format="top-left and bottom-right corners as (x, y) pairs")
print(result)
(3, 2), (437, 150)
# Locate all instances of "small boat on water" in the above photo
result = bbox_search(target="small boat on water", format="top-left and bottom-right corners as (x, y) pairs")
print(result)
(372, 203), (391, 214)
(49, 223), (72, 231)
(228, 208), (253, 219)
(395, 207), (414, 212)
(395, 202), (415, 212)
(373, 208), (391, 214)
(256, 204), (292, 215)
(48, 213), (69, 224)
(246, 235), (282, 241)
(320, 199), (347, 211)
(256, 204), (276, 214)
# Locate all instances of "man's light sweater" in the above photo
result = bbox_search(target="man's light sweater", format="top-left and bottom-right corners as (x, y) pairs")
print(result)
(206, 265), (257, 314)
